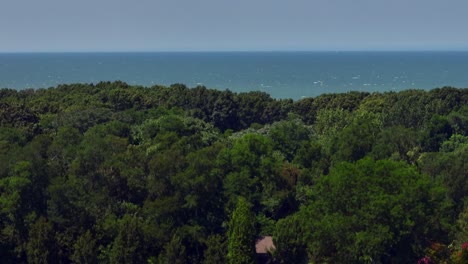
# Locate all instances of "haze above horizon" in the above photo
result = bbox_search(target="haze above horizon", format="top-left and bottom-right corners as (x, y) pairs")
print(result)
(1, 0), (468, 52)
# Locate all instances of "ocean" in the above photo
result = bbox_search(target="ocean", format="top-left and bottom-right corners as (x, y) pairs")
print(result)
(0, 51), (467, 99)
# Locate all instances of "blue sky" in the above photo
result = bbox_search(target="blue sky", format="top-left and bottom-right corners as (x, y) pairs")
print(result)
(1, 0), (468, 52)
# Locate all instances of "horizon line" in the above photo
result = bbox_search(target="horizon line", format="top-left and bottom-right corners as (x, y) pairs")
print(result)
(1, 48), (468, 54)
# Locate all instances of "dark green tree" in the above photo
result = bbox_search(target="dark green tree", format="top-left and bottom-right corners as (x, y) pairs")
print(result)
(203, 234), (227, 264)
(273, 214), (307, 264)
(71, 230), (98, 264)
(277, 158), (451, 263)
(108, 214), (146, 264)
(26, 217), (55, 264)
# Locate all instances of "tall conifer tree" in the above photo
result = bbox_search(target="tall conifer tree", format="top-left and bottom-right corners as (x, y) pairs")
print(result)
(227, 197), (256, 264)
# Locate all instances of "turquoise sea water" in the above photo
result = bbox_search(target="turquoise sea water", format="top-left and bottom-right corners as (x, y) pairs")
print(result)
(0, 51), (467, 99)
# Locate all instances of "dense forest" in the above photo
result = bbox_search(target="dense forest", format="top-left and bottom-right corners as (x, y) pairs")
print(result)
(1, 82), (468, 263)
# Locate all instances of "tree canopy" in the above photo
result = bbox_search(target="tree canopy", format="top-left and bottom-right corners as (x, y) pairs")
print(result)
(0, 82), (467, 263)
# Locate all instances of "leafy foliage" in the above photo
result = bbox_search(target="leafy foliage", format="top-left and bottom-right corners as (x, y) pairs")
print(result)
(227, 197), (256, 264)
(280, 158), (451, 263)
(0, 82), (467, 263)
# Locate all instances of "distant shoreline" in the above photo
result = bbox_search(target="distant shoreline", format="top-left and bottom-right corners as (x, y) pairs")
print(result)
(1, 51), (467, 99)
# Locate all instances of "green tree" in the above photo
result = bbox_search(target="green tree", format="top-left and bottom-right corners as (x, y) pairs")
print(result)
(26, 217), (55, 264)
(268, 116), (312, 161)
(330, 111), (382, 163)
(158, 234), (187, 264)
(273, 214), (307, 264)
(418, 145), (468, 213)
(227, 197), (256, 264)
(0, 165), (33, 261)
(203, 234), (227, 264)
(277, 158), (451, 263)
(221, 134), (275, 204)
(71, 230), (98, 264)
(370, 126), (421, 162)
(211, 90), (240, 131)
(108, 214), (146, 264)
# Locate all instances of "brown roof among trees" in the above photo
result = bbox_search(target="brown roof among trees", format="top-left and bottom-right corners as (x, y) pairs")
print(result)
(255, 236), (275, 254)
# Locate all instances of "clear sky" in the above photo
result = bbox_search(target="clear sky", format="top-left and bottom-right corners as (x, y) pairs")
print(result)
(2, 0), (468, 52)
